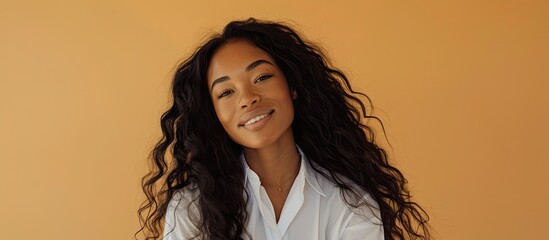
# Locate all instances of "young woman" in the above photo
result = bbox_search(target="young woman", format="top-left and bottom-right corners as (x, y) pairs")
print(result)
(137, 18), (430, 240)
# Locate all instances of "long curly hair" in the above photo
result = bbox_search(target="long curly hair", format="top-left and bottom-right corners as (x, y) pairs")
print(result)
(137, 18), (430, 240)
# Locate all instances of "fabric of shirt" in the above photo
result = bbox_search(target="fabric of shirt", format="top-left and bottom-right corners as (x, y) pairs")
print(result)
(163, 146), (384, 240)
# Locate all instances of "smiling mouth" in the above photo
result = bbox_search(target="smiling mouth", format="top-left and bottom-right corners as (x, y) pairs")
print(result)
(240, 110), (274, 127)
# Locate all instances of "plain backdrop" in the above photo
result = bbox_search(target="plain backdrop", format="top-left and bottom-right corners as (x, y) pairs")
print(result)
(1, 0), (548, 239)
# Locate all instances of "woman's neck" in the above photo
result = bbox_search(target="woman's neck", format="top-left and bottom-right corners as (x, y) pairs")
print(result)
(243, 136), (301, 188)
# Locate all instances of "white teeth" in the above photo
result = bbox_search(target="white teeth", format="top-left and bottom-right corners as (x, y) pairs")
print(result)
(244, 113), (270, 126)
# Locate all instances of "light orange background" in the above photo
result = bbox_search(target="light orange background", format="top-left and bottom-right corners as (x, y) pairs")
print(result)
(1, 0), (548, 239)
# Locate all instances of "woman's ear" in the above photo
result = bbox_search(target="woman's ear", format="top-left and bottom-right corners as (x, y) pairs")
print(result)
(292, 89), (298, 100)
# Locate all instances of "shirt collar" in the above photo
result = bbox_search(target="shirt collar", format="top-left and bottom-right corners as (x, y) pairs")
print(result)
(241, 145), (326, 197)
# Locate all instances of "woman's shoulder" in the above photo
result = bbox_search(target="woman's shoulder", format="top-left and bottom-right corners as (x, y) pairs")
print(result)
(164, 184), (201, 239)
(307, 162), (384, 238)
(167, 184), (200, 212)
(308, 160), (382, 222)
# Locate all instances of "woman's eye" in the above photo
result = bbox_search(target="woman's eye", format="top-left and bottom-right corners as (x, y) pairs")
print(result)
(255, 74), (272, 83)
(218, 90), (233, 98)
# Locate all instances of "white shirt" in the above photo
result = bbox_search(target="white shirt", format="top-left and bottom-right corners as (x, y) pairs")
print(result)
(164, 147), (384, 240)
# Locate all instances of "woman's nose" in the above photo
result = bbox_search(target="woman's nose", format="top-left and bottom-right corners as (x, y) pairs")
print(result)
(239, 88), (260, 109)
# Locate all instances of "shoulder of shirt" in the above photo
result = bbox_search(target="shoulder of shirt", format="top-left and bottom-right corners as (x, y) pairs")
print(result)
(305, 158), (377, 204)
(167, 183), (200, 212)
(164, 184), (203, 240)
(302, 151), (382, 223)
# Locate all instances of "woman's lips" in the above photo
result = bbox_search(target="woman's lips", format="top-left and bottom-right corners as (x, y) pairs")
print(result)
(239, 110), (274, 130)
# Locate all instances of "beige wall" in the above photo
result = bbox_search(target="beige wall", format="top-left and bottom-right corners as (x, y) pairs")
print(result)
(1, 0), (548, 239)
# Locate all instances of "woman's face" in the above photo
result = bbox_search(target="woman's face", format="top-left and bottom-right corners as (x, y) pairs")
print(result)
(207, 39), (295, 149)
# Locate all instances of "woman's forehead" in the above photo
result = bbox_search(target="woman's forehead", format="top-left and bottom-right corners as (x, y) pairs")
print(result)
(207, 40), (275, 84)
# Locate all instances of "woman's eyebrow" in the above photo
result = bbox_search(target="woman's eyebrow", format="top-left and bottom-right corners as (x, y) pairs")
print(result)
(210, 59), (274, 91)
(245, 59), (273, 72)
(211, 76), (230, 92)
